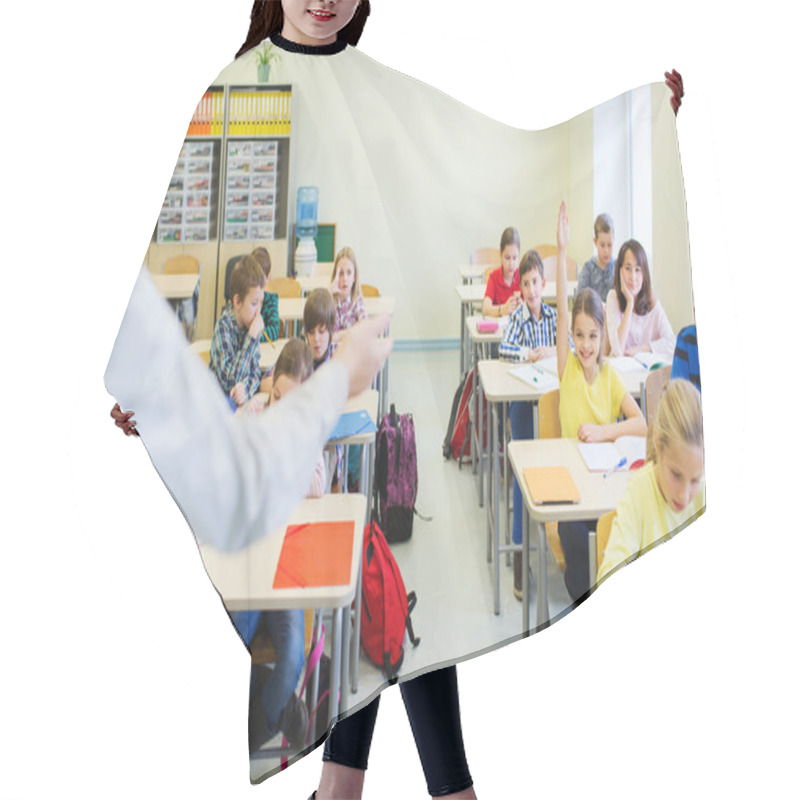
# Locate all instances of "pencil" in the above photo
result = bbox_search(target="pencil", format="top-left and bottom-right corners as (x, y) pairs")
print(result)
(262, 329), (273, 347)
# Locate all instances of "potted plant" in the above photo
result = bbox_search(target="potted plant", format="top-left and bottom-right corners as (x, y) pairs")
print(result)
(254, 42), (281, 83)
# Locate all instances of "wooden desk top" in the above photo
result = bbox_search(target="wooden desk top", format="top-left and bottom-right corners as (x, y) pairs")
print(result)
(199, 494), (367, 612)
(455, 281), (577, 304)
(478, 357), (647, 400)
(508, 438), (631, 524)
(279, 296), (395, 323)
(189, 337), (290, 372)
(152, 273), (198, 300)
(466, 315), (508, 344)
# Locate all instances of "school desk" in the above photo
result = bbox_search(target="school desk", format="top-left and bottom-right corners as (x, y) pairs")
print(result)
(327, 388), (379, 692)
(278, 297), (305, 337)
(152, 272), (199, 300)
(199, 493), (367, 724)
(459, 262), (487, 284)
(455, 284), (485, 375)
(507, 439), (632, 633)
(189, 337), (289, 373)
(464, 316), (507, 508)
(478, 358), (649, 615)
(362, 296), (396, 419)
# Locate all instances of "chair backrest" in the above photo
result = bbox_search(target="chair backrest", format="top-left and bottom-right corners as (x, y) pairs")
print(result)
(471, 247), (500, 267)
(483, 265), (495, 284)
(267, 276), (303, 298)
(361, 283), (380, 298)
(644, 365), (672, 426)
(595, 510), (616, 568)
(164, 255), (200, 275)
(532, 243), (557, 259)
(537, 389), (561, 440)
(541, 255), (578, 283)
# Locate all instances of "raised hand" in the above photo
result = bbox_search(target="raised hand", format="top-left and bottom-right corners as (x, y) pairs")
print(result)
(557, 201), (569, 250)
(665, 69), (683, 115)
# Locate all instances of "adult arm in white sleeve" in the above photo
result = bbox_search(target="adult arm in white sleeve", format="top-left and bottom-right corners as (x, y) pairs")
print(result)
(104, 268), (349, 551)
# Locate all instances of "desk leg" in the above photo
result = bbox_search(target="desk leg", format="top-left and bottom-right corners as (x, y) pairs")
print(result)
(330, 607), (343, 721)
(522, 503), (530, 634)
(460, 303), (466, 376)
(535, 519), (550, 629)
(503, 402), (510, 567)
(381, 323), (390, 419)
(309, 610), (322, 722)
(492, 401), (501, 615)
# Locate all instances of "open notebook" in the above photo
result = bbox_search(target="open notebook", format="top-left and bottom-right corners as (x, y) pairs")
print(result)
(576, 436), (647, 473)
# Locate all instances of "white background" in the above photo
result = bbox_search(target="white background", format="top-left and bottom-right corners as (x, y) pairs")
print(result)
(1, 1), (796, 798)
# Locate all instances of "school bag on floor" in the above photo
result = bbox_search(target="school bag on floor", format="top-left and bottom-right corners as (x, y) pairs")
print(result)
(443, 368), (486, 466)
(375, 404), (429, 543)
(360, 517), (420, 679)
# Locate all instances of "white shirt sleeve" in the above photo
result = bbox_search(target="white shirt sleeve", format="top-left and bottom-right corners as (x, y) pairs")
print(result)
(104, 268), (349, 551)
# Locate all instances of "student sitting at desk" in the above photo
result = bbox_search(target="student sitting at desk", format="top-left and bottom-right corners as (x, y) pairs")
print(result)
(577, 213), (615, 302)
(252, 246), (280, 344)
(330, 246), (366, 344)
(555, 202), (647, 602)
(499, 249), (559, 599)
(304, 288), (336, 371)
(210, 255), (268, 409)
(606, 240), (676, 358)
(482, 226), (522, 318)
(230, 338), (328, 755)
(597, 379), (704, 582)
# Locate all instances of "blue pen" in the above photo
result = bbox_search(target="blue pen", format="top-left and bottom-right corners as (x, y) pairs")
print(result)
(603, 456), (627, 479)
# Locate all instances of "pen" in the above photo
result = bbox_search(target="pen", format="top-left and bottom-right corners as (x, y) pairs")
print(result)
(603, 457), (627, 479)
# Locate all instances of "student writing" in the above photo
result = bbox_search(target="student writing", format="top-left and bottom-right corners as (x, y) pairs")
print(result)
(597, 378), (704, 582)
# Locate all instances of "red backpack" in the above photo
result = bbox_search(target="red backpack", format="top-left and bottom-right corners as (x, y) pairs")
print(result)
(360, 519), (420, 679)
(443, 368), (487, 465)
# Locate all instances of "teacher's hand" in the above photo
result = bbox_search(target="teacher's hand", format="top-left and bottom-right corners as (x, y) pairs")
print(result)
(665, 69), (684, 115)
(110, 403), (139, 437)
(334, 314), (394, 398)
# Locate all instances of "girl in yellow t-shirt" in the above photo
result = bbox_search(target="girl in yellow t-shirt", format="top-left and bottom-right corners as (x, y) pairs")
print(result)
(554, 202), (647, 601)
(597, 378), (705, 582)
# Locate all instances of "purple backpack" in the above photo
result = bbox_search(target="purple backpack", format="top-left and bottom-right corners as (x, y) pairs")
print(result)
(375, 404), (429, 543)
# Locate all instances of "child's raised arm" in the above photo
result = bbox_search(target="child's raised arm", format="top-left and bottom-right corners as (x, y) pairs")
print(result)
(556, 201), (570, 381)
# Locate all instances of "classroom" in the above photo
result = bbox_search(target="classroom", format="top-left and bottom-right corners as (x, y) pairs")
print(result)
(142, 46), (701, 783)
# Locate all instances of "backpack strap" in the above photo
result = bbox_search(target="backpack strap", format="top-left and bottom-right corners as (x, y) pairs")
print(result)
(405, 591), (421, 648)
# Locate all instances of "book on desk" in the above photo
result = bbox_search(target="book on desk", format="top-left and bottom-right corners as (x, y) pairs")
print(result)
(523, 466), (580, 505)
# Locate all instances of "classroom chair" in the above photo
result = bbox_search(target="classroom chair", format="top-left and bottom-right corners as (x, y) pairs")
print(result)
(164, 254), (200, 275)
(249, 608), (318, 759)
(642, 365), (672, 425)
(190, 339), (211, 366)
(588, 510), (616, 590)
(483, 265), (495, 285)
(471, 247), (500, 267)
(541, 254), (578, 283)
(361, 284), (380, 298)
(526, 390), (568, 572)
(532, 243), (558, 259)
(165, 255), (201, 339)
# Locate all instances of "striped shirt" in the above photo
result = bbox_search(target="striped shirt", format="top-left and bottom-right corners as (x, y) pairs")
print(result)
(209, 305), (262, 401)
(499, 301), (558, 360)
(334, 294), (366, 333)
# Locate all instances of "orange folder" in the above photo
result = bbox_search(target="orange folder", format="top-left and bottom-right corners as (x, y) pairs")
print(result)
(273, 521), (355, 589)
(523, 466), (580, 505)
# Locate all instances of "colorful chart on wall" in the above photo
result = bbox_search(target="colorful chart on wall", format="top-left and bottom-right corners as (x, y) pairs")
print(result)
(106, 34), (704, 785)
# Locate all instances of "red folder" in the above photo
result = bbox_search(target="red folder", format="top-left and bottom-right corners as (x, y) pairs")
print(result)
(273, 521), (355, 589)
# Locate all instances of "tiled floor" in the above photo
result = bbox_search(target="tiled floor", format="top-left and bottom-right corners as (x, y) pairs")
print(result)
(251, 347), (575, 781)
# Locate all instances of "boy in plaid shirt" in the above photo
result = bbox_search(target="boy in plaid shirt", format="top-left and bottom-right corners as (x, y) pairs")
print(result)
(210, 255), (266, 408)
(500, 249), (560, 599)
